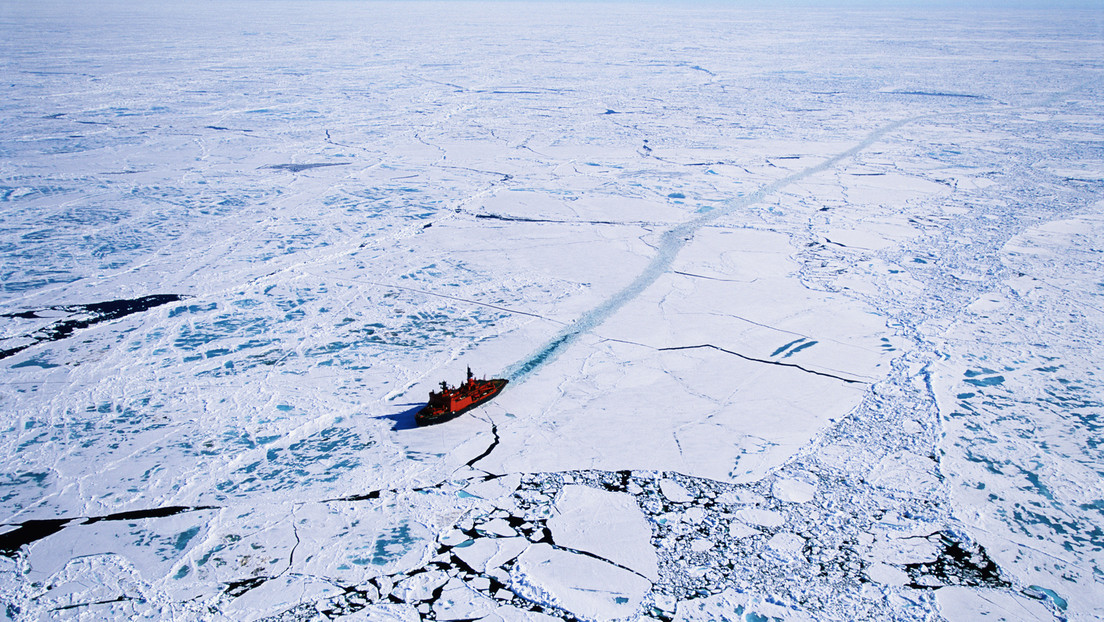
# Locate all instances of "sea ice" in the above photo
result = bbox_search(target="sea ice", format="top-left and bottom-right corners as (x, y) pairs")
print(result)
(659, 479), (693, 503)
(935, 586), (1052, 622)
(772, 477), (816, 503)
(864, 563), (910, 587)
(432, 578), (496, 621)
(332, 604), (421, 622)
(480, 604), (563, 622)
(733, 508), (784, 529)
(452, 537), (527, 575)
(510, 543), (651, 621)
(224, 574), (344, 622)
(393, 571), (449, 603)
(1, 2), (1100, 620)
(765, 532), (806, 559)
(547, 484), (658, 581)
(672, 588), (814, 622)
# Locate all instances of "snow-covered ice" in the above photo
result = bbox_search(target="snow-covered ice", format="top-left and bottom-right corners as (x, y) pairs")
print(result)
(510, 543), (652, 621)
(547, 484), (658, 581)
(1, 1), (1102, 620)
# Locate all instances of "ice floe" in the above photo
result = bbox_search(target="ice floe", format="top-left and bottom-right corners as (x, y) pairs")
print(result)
(510, 543), (651, 622)
(547, 484), (658, 581)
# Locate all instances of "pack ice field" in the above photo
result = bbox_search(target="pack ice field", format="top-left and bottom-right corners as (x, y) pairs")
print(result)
(1, 2), (1102, 621)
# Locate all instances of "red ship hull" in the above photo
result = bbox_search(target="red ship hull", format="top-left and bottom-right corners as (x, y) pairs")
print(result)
(416, 374), (508, 426)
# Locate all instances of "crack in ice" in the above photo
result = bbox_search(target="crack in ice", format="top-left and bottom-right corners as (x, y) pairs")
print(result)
(465, 422), (501, 471)
(658, 344), (869, 385)
(0, 505), (218, 556)
(51, 595), (133, 612)
(0, 294), (186, 361)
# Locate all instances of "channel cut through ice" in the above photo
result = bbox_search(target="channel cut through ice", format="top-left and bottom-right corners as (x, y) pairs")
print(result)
(1, 2), (1102, 621)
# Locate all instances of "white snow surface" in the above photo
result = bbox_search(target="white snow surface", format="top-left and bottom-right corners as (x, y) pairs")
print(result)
(547, 484), (658, 581)
(509, 543), (652, 622)
(0, 1), (1102, 621)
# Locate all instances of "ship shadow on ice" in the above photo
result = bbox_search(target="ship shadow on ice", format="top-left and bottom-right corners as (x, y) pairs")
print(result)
(376, 404), (422, 431)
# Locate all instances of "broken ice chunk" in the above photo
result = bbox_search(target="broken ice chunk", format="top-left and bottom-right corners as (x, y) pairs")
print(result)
(659, 478), (693, 503)
(547, 484), (658, 581)
(481, 604), (563, 622)
(330, 603), (420, 621)
(463, 473), (522, 502)
(484, 537), (528, 572)
(865, 562), (909, 587)
(476, 518), (517, 537)
(454, 538), (499, 573)
(440, 529), (470, 546)
(766, 532), (806, 559)
(690, 538), (713, 553)
(453, 537), (527, 574)
(393, 570), (449, 602)
(863, 534), (939, 565)
(433, 578), (496, 621)
(716, 490), (765, 506)
(734, 508), (784, 528)
(510, 543), (651, 621)
(728, 521), (759, 539)
(683, 507), (706, 523)
(772, 477), (816, 503)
